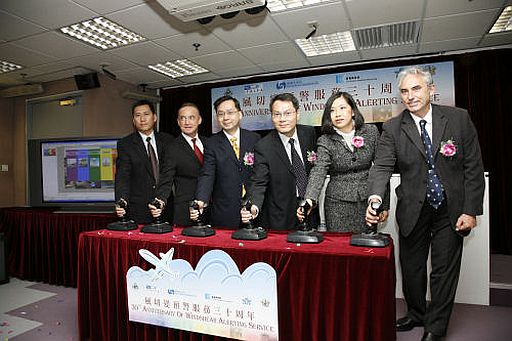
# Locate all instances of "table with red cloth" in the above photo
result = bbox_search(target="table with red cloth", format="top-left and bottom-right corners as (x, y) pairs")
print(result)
(0, 207), (116, 287)
(78, 227), (396, 341)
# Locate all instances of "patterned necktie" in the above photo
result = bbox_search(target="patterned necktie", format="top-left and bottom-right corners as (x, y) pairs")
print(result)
(420, 120), (444, 208)
(146, 136), (159, 184)
(191, 138), (203, 165)
(289, 138), (307, 198)
(230, 137), (240, 159)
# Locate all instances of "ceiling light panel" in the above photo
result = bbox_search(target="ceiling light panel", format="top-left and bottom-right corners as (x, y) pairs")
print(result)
(296, 31), (356, 57)
(267, 0), (334, 12)
(59, 17), (146, 50)
(0, 60), (23, 74)
(489, 6), (512, 33)
(148, 59), (209, 78)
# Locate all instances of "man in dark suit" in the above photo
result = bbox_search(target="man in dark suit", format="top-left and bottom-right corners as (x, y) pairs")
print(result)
(168, 103), (206, 226)
(115, 100), (174, 224)
(242, 92), (318, 230)
(366, 66), (484, 341)
(191, 95), (260, 228)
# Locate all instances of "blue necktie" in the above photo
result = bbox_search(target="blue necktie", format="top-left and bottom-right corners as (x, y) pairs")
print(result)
(420, 120), (444, 209)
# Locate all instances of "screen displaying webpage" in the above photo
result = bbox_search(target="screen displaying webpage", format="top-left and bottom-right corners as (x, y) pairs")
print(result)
(41, 139), (118, 202)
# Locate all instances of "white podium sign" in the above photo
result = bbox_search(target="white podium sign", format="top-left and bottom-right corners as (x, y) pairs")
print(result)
(127, 248), (279, 340)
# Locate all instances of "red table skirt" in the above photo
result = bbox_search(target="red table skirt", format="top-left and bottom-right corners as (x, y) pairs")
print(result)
(78, 227), (396, 341)
(0, 207), (116, 287)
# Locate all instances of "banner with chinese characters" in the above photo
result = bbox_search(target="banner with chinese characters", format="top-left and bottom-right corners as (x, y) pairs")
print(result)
(127, 248), (279, 340)
(211, 61), (454, 132)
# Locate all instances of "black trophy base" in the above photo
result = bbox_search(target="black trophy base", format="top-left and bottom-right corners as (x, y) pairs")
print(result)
(350, 233), (390, 248)
(141, 222), (172, 234)
(287, 229), (324, 244)
(182, 224), (215, 237)
(232, 227), (267, 241)
(107, 220), (138, 231)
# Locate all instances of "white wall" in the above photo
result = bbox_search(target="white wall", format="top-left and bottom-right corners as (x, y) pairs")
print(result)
(380, 173), (490, 305)
(318, 173), (490, 305)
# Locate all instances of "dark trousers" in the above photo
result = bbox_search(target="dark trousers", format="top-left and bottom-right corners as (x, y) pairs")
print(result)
(399, 201), (463, 336)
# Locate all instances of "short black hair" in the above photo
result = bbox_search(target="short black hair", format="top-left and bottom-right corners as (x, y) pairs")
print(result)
(321, 92), (365, 135)
(131, 100), (156, 116)
(213, 95), (241, 112)
(269, 93), (299, 112)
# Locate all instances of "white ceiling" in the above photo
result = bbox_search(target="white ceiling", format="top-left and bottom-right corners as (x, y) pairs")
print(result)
(0, 0), (511, 90)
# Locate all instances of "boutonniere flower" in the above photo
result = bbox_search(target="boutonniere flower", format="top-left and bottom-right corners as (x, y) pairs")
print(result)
(351, 136), (365, 149)
(243, 152), (254, 166)
(307, 151), (317, 164)
(440, 139), (457, 157)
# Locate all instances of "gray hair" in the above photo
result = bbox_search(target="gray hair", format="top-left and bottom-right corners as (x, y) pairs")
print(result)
(397, 66), (433, 87)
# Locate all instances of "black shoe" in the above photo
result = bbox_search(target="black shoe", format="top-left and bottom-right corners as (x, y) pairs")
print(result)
(421, 331), (443, 341)
(396, 316), (423, 331)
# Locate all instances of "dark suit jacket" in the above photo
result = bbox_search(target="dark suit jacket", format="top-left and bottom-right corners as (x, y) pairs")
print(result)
(195, 129), (261, 228)
(249, 124), (318, 230)
(368, 104), (485, 237)
(168, 134), (207, 226)
(115, 131), (174, 224)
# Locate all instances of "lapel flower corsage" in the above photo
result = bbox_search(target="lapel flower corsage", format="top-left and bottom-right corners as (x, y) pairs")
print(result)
(306, 151), (317, 164)
(440, 139), (457, 157)
(351, 136), (365, 149)
(243, 152), (254, 166)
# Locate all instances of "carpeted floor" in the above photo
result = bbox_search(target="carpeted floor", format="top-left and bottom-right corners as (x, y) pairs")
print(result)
(0, 279), (77, 340)
(1, 261), (512, 341)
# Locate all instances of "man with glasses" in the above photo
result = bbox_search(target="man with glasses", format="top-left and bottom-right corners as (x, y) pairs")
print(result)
(191, 95), (260, 228)
(241, 92), (318, 230)
(168, 103), (207, 226)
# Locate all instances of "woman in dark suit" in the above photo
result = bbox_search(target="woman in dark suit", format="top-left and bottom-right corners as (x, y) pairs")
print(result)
(299, 92), (388, 232)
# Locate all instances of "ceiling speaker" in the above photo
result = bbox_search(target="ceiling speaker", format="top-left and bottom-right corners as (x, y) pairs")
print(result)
(74, 73), (100, 90)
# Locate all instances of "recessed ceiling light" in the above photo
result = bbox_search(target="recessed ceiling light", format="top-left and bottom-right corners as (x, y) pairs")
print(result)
(59, 17), (146, 50)
(489, 6), (512, 33)
(295, 31), (356, 57)
(148, 59), (209, 78)
(0, 60), (23, 74)
(267, 0), (334, 12)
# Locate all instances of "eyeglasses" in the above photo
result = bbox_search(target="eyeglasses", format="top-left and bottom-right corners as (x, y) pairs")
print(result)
(271, 111), (296, 119)
(216, 110), (239, 118)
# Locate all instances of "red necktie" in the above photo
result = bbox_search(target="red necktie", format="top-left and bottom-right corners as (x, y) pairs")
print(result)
(192, 138), (203, 165)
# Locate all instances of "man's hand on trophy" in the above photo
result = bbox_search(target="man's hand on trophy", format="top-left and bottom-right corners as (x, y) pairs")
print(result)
(148, 198), (165, 217)
(189, 200), (204, 221)
(115, 198), (127, 217)
(296, 199), (314, 222)
(240, 205), (258, 223)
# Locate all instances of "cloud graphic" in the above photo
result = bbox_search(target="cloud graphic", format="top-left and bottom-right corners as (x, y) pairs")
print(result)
(127, 248), (277, 296)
